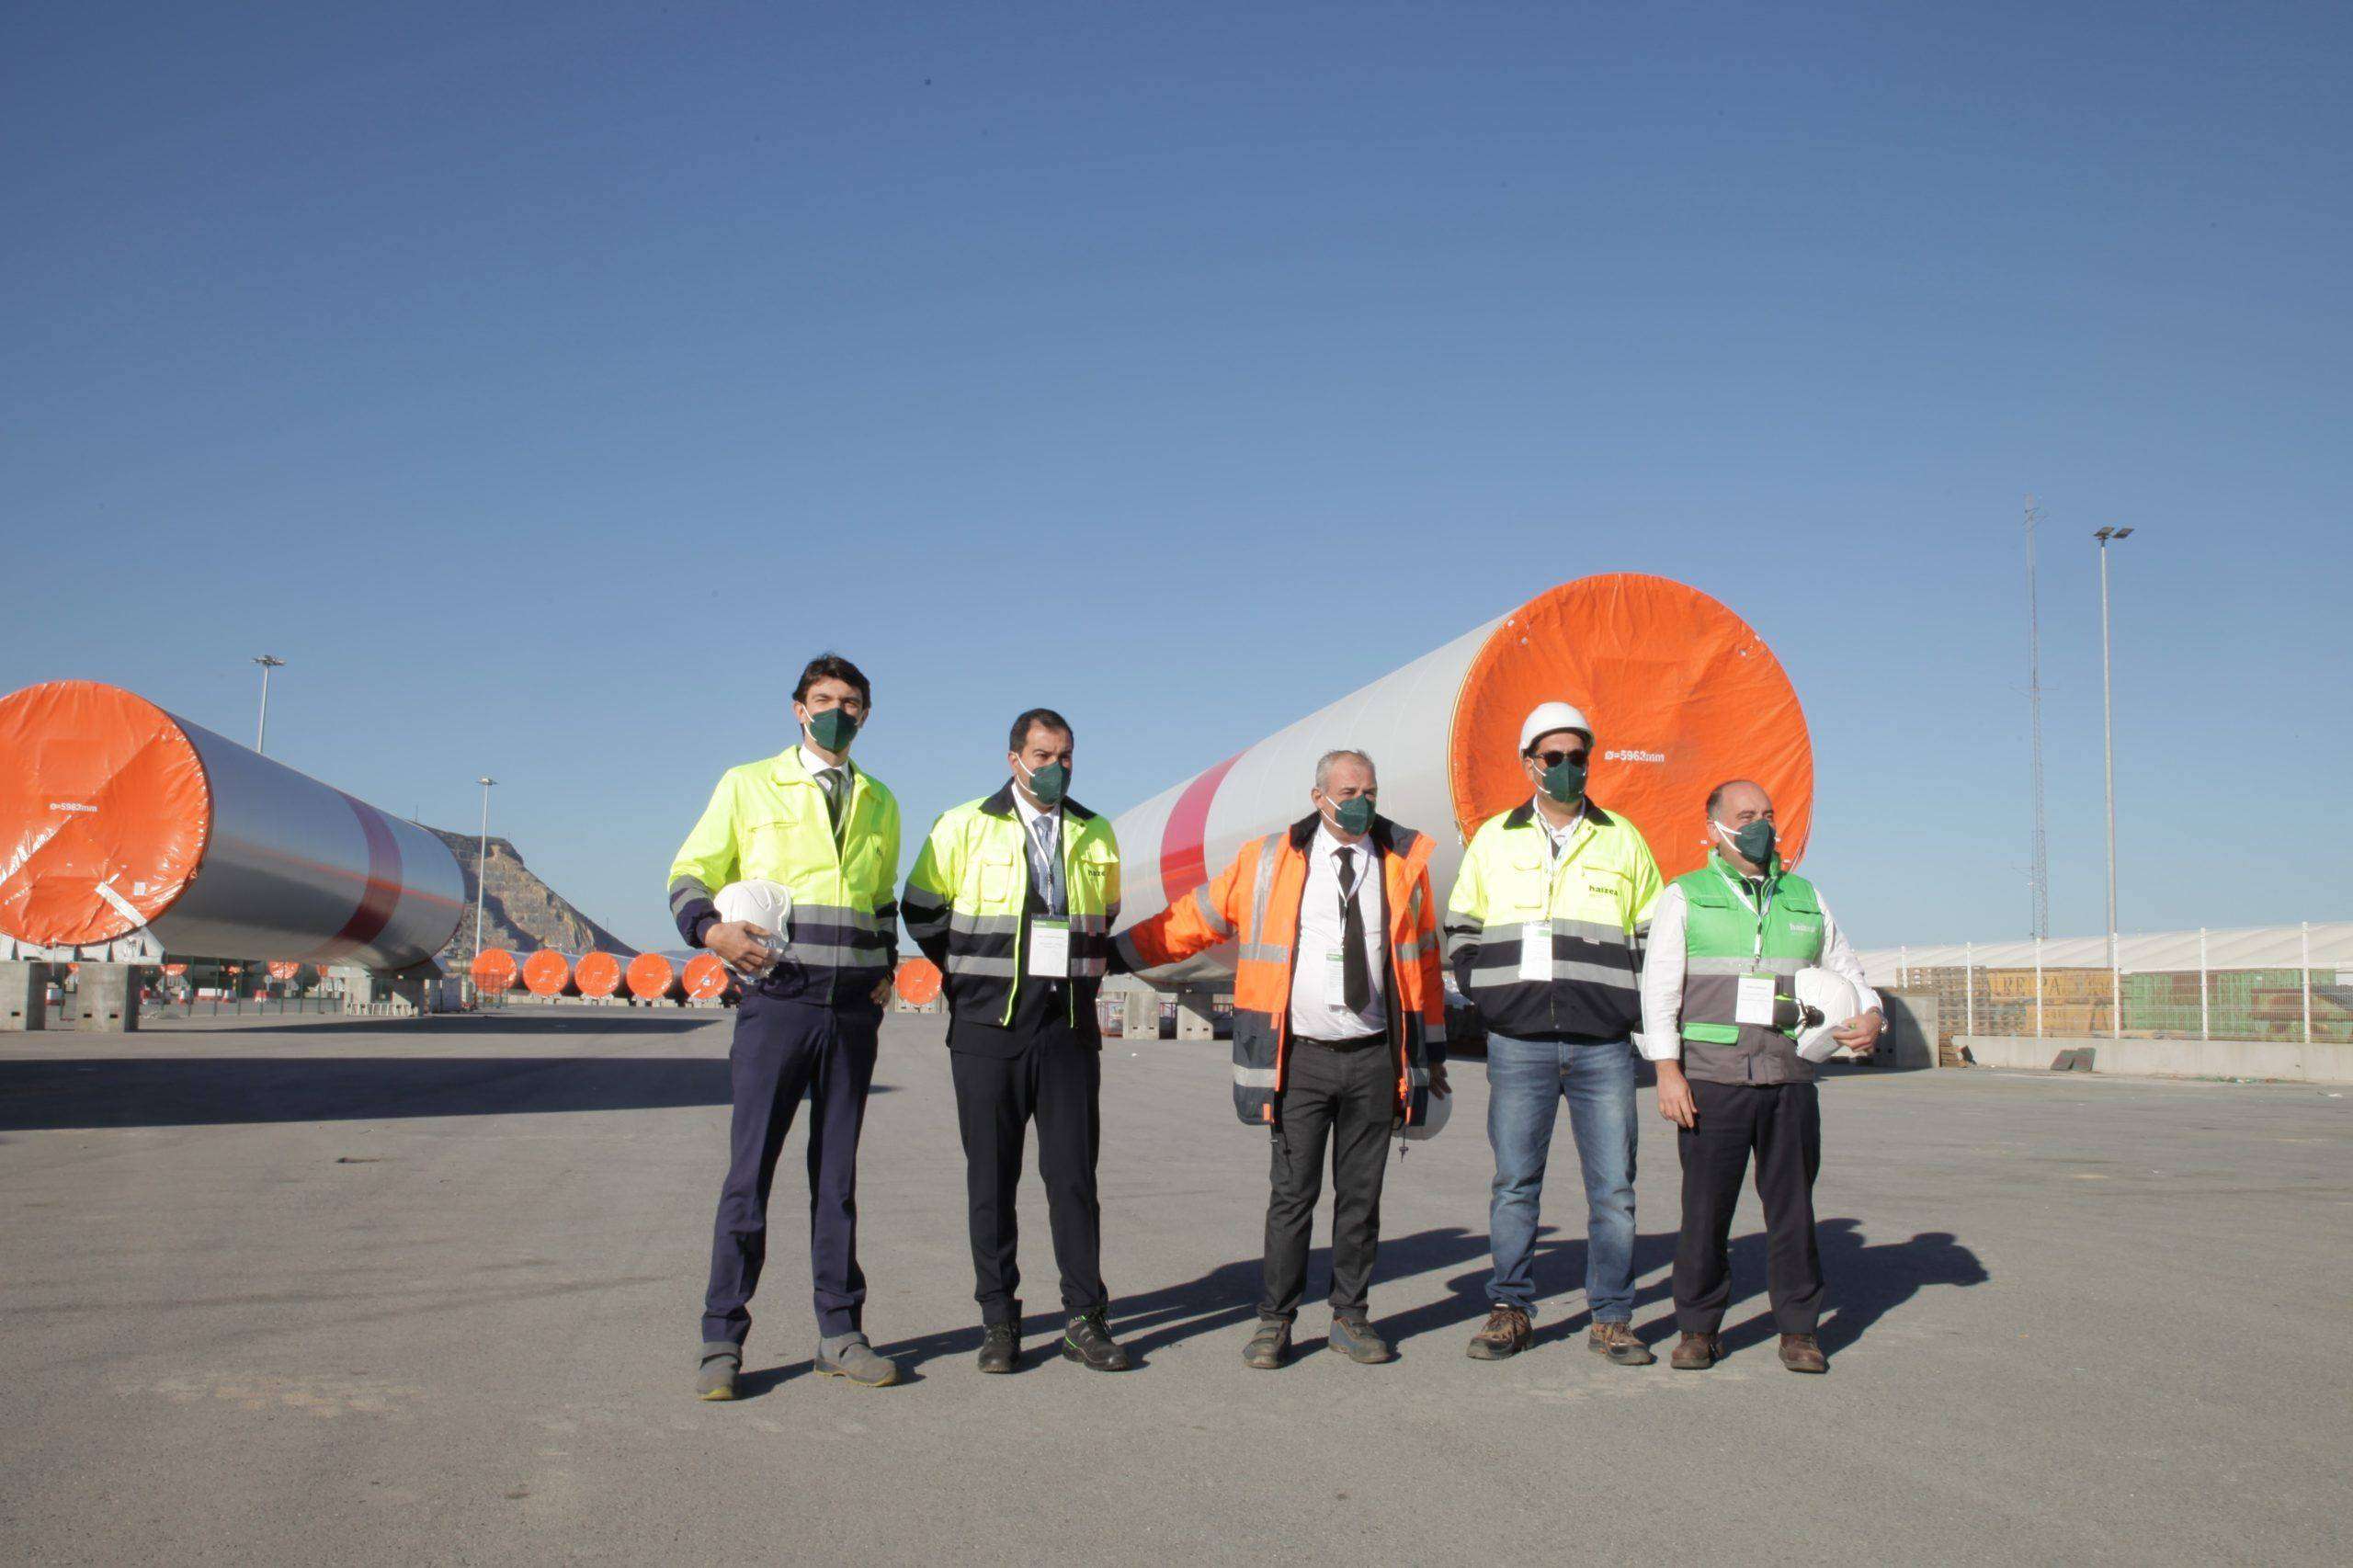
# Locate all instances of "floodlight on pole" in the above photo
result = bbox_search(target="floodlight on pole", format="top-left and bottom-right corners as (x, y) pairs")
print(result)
(251, 654), (286, 755)
(473, 777), (497, 962)
(2093, 527), (2133, 1039)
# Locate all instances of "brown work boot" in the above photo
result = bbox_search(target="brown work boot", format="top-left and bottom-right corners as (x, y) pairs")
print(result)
(1466, 1304), (1532, 1360)
(1779, 1333), (1827, 1374)
(1670, 1332), (1722, 1370)
(1587, 1320), (1656, 1367)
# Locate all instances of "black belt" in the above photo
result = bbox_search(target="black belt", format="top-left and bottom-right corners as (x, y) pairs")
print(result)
(1295, 1031), (1386, 1052)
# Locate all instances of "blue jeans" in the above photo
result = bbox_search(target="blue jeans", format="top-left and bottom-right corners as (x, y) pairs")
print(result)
(1483, 1034), (1638, 1321)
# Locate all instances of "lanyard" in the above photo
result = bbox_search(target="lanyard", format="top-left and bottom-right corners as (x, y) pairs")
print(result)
(1714, 867), (1774, 965)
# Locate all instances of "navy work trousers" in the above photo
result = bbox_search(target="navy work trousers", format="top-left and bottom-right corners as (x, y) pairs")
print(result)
(700, 992), (879, 1346)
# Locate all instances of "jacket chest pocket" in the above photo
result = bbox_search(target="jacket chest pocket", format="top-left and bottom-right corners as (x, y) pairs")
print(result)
(1072, 855), (1114, 906)
(1579, 866), (1629, 912)
(743, 816), (805, 878)
(1506, 850), (1550, 915)
(978, 850), (1019, 906)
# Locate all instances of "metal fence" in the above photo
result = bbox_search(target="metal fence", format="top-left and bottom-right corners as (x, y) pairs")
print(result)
(1881, 927), (2350, 1049)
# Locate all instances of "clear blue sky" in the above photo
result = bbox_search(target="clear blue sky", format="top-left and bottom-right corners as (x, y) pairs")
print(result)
(5, 1), (2346, 955)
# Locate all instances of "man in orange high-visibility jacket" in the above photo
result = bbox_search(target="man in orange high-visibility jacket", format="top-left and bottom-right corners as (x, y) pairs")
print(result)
(1112, 748), (1449, 1370)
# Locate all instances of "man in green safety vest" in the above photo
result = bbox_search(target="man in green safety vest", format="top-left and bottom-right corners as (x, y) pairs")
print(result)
(1637, 778), (1883, 1374)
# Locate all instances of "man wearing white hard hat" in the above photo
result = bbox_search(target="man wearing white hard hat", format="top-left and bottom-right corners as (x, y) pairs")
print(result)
(1446, 701), (1665, 1368)
(1637, 778), (1882, 1374)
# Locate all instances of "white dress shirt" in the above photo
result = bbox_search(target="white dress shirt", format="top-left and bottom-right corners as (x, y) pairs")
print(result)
(1289, 822), (1388, 1040)
(1529, 796), (1587, 858)
(1010, 785), (1063, 904)
(800, 744), (848, 790)
(1635, 878), (1882, 1062)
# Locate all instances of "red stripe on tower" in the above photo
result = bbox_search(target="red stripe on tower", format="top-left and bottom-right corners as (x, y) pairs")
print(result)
(1156, 752), (1244, 904)
(307, 794), (404, 963)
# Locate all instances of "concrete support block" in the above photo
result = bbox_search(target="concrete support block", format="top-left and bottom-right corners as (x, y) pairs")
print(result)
(0, 961), (47, 1031)
(1175, 992), (1217, 1041)
(74, 964), (141, 1033)
(1877, 992), (1939, 1070)
(1121, 989), (1160, 1041)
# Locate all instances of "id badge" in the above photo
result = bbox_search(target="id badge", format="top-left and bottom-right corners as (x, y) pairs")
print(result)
(1323, 948), (1349, 1006)
(1027, 918), (1071, 979)
(1734, 973), (1777, 1027)
(1518, 921), (1552, 983)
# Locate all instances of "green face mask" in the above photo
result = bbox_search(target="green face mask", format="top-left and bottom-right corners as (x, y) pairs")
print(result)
(1539, 756), (1587, 804)
(1327, 795), (1375, 835)
(805, 707), (858, 754)
(1018, 759), (1069, 807)
(1716, 818), (1775, 868)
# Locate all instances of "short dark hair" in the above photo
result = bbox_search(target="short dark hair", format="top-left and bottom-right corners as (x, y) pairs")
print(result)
(1705, 778), (1762, 818)
(794, 653), (871, 710)
(1008, 707), (1074, 753)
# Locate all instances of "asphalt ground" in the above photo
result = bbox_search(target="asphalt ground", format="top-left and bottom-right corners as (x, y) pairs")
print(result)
(2, 1009), (2345, 1566)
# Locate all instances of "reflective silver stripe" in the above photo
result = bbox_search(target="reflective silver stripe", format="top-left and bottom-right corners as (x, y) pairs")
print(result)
(948, 912), (1023, 937)
(1068, 915), (1111, 935)
(1442, 925), (1480, 962)
(903, 912), (950, 938)
(1405, 1066), (1430, 1085)
(1233, 1065), (1279, 1088)
(1071, 957), (1108, 977)
(946, 954), (1019, 978)
(1469, 959), (1637, 991)
(1238, 941), (1289, 966)
(1190, 883), (1235, 939)
(1114, 931), (1148, 971)
(1248, 842), (1279, 949)
(1395, 936), (1434, 964)
(1483, 915), (1626, 947)
(668, 877), (709, 915)
(1687, 955), (1802, 977)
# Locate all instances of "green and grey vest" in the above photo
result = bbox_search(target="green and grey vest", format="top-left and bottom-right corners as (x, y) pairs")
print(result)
(1674, 855), (1826, 1085)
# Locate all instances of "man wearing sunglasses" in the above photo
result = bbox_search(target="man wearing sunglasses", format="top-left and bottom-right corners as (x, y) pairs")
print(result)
(1446, 702), (1665, 1368)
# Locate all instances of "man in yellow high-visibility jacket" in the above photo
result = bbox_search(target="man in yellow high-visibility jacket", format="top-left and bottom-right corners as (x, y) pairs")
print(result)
(667, 653), (902, 1400)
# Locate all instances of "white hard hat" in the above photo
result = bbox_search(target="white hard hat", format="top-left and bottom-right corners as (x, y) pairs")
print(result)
(713, 880), (793, 973)
(1794, 967), (1864, 1062)
(1400, 1084), (1451, 1142)
(1518, 701), (1594, 754)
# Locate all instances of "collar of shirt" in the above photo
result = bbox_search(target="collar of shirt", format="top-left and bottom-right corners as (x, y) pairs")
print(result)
(1010, 785), (1062, 836)
(1528, 796), (1586, 852)
(799, 745), (848, 783)
(1312, 820), (1373, 879)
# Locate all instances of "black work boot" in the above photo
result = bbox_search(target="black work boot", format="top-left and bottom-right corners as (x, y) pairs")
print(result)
(1059, 1309), (1131, 1371)
(977, 1322), (1019, 1374)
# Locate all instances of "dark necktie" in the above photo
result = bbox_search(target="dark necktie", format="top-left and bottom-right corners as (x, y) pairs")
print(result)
(1030, 815), (1064, 917)
(1337, 847), (1370, 1015)
(817, 767), (846, 845)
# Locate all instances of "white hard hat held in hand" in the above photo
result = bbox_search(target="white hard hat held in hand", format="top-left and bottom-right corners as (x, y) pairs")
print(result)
(713, 880), (793, 974)
(1518, 701), (1594, 753)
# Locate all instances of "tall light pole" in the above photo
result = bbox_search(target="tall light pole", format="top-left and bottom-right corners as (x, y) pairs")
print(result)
(473, 777), (497, 961)
(2025, 498), (2047, 940)
(2094, 526), (2133, 1038)
(251, 654), (286, 754)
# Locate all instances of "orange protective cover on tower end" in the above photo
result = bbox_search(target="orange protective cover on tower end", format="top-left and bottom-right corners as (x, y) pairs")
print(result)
(472, 949), (521, 992)
(681, 952), (730, 1000)
(1448, 574), (1813, 883)
(574, 950), (624, 997)
(894, 957), (942, 1006)
(0, 681), (212, 946)
(521, 949), (574, 996)
(625, 952), (674, 999)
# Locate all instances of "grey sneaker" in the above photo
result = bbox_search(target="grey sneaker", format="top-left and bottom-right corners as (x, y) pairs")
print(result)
(814, 1333), (902, 1388)
(1243, 1318), (1291, 1369)
(696, 1342), (741, 1402)
(1329, 1313), (1396, 1365)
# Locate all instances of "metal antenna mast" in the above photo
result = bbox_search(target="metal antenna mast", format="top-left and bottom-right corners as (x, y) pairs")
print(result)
(2025, 497), (2048, 939)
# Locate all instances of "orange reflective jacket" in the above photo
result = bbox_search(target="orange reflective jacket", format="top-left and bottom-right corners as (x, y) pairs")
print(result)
(1116, 814), (1447, 1127)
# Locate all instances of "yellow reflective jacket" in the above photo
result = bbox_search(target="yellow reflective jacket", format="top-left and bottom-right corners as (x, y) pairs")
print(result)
(1443, 800), (1662, 1040)
(667, 747), (900, 1006)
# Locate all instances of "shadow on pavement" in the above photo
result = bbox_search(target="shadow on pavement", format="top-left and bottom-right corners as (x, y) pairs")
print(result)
(0, 1057), (888, 1130)
(137, 1013), (721, 1037)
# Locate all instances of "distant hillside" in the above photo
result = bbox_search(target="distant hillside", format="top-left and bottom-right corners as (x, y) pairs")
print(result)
(422, 826), (636, 967)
